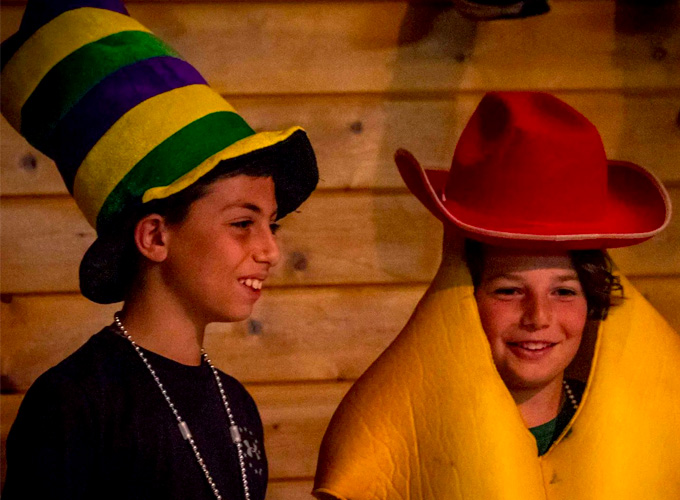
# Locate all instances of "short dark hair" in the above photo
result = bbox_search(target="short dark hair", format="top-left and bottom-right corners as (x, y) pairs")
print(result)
(141, 159), (273, 226)
(463, 239), (623, 320)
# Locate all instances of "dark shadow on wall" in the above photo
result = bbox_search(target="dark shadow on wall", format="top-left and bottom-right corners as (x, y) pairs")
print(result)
(614, 0), (679, 82)
(612, 0), (680, 277)
(396, 4), (477, 61)
(614, 0), (680, 192)
(374, 4), (477, 284)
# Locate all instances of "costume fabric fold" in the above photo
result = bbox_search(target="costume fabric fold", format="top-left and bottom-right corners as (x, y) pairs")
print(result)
(313, 236), (680, 500)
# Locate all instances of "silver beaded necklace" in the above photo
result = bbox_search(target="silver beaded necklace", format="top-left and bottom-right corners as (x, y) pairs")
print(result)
(113, 313), (251, 500)
(562, 379), (580, 411)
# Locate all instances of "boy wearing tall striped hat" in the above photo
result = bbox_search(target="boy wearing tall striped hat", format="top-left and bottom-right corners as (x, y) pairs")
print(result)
(1, 1), (317, 498)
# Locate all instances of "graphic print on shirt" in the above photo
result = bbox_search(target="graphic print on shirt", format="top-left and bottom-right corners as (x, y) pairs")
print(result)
(239, 425), (265, 477)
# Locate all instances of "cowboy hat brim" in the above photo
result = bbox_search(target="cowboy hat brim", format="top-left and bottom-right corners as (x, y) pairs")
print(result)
(395, 148), (671, 250)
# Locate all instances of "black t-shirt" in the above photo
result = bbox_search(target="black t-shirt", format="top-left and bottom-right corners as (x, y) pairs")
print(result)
(3, 327), (267, 500)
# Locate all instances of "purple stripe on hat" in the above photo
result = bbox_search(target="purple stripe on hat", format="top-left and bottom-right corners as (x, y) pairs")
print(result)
(47, 56), (207, 193)
(1, 0), (129, 71)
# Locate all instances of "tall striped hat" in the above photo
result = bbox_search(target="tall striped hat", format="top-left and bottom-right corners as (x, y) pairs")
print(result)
(1, 0), (318, 303)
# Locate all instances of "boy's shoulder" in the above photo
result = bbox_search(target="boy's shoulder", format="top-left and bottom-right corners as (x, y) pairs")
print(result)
(9, 328), (129, 442)
(25, 327), (134, 402)
(39, 327), (125, 376)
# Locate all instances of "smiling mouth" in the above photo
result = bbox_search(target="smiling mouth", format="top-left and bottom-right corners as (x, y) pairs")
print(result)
(508, 341), (557, 351)
(238, 278), (263, 291)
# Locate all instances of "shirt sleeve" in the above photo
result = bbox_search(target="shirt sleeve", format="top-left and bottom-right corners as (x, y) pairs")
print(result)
(2, 372), (98, 499)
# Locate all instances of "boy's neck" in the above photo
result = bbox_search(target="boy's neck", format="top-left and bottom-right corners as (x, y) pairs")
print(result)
(119, 284), (206, 366)
(510, 376), (564, 428)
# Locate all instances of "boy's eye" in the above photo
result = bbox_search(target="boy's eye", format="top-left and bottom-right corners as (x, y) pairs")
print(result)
(555, 287), (578, 297)
(270, 222), (281, 234)
(493, 287), (520, 296)
(231, 220), (253, 229)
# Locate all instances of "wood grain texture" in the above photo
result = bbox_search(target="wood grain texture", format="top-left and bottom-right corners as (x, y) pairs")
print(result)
(2, 92), (680, 197)
(0, 285), (420, 391)
(2, 189), (680, 294)
(267, 480), (315, 500)
(2, 276), (678, 393)
(0, 382), (350, 482)
(0, 192), (442, 293)
(2, 2), (679, 95)
(0, 394), (23, 488)
(251, 382), (351, 479)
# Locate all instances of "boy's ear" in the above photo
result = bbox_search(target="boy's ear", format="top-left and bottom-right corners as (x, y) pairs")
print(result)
(134, 214), (169, 263)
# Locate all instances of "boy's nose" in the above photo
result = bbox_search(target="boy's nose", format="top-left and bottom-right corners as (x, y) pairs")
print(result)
(254, 228), (281, 267)
(521, 294), (552, 330)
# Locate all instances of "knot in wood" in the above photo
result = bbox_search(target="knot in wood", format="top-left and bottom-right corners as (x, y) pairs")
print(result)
(349, 121), (363, 134)
(652, 45), (667, 61)
(248, 319), (263, 335)
(20, 153), (38, 171)
(289, 251), (308, 271)
(455, 52), (469, 63)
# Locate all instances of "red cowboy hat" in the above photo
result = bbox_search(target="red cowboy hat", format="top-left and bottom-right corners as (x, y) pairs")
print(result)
(395, 92), (671, 249)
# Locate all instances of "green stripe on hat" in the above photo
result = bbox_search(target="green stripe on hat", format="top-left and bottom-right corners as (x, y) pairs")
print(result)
(21, 30), (179, 150)
(72, 84), (238, 227)
(97, 111), (254, 230)
(1, 7), (150, 130)
(143, 126), (305, 206)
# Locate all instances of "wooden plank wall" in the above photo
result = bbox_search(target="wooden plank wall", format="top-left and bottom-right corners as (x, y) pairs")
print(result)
(1, 1), (679, 496)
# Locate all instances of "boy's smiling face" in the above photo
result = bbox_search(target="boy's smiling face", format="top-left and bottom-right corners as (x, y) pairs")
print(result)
(474, 246), (587, 393)
(160, 174), (280, 324)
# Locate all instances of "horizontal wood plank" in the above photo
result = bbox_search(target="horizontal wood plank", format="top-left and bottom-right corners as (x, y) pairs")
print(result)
(0, 285), (420, 391)
(0, 394), (23, 488)
(252, 382), (351, 479)
(2, 2), (679, 95)
(2, 277), (678, 393)
(2, 189), (680, 294)
(1, 382), (350, 483)
(2, 92), (679, 197)
(0, 192), (444, 293)
(267, 480), (315, 500)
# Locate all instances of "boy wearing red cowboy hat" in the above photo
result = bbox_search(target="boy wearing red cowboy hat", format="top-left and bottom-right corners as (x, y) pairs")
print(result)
(1, 1), (317, 498)
(313, 92), (679, 500)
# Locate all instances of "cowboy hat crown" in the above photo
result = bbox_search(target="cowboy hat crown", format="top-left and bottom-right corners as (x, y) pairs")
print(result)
(395, 91), (670, 249)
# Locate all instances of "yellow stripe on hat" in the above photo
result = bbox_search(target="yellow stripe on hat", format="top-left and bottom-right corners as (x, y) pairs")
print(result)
(1, 8), (151, 131)
(143, 126), (304, 203)
(73, 84), (237, 227)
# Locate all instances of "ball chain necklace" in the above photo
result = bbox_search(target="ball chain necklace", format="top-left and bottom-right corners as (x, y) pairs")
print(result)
(562, 379), (580, 411)
(113, 313), (250, 500)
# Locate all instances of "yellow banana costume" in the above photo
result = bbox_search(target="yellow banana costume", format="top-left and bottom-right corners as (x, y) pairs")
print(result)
(313, 235), (680, 499)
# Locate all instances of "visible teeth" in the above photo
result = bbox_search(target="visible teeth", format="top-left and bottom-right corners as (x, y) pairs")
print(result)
(516, 342), (552, 350)
(239, 278), (263, 290)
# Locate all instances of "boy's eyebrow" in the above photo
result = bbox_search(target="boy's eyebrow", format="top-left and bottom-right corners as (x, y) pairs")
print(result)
(242, 203), (262, 214)
(222, 202), (278, 219)
(485, 272), (522, 281)
(556, 273), (580, 282)
(485, 271), (580, 281)
(221, 202), (261, 213)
